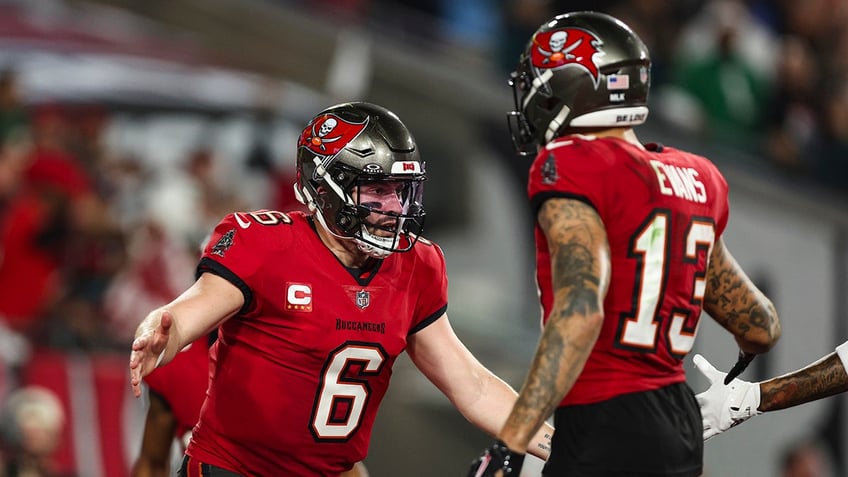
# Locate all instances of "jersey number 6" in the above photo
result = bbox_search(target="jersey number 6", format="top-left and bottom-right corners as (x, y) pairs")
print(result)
(310, 343), (386, 441)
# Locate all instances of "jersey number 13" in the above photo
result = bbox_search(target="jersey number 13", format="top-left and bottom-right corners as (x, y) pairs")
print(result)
(617, 211), (715, 358)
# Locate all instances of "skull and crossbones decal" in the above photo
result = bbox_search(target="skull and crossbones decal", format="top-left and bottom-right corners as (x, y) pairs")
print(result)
(297, 113), (369, 159)
(537, 31), (583, 63)
(310, 117), (343, 151)
(529, 28), (604, 87)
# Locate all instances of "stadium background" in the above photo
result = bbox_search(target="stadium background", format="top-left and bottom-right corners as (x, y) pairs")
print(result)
(0, 0), (846, 475)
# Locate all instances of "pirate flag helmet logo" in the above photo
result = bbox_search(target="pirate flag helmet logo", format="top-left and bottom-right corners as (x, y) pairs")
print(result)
(298, 113), (368, 161)
(529, 28), (603, 87)
(507, 11), (651, 155)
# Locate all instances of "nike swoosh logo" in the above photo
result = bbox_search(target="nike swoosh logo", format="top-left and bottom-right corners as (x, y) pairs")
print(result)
(234, 213), (251, 229)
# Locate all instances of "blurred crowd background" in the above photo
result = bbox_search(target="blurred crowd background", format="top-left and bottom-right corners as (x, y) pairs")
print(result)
(0, 0), (846, 476)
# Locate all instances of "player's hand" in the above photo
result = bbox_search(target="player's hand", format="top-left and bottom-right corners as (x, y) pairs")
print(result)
(467, 441), (525, 477)
(129, 310), (174, 398)
(693, 354), (762, 440)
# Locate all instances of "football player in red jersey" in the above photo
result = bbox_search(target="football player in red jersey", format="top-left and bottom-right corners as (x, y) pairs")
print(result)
(132, 332), (216, 477)
(128, 102), (554, 476)
(132, 327), (370, 477)
(468, 11), (782, 477)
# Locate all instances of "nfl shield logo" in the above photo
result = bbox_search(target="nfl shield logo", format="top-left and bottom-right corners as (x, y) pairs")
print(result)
(356, 290), (370, 309)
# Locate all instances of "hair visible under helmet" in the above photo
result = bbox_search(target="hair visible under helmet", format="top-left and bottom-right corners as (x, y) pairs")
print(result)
(294, 102), (426, 258)
(507, 11), (651, 155)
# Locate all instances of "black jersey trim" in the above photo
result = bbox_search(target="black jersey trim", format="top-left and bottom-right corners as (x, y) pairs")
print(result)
(530, 191), (598, 216)
(346, 259), (383, 286)
(197, 257), (253, 315)
(408, 304), (448, 335)
(646, 142), (664, 152)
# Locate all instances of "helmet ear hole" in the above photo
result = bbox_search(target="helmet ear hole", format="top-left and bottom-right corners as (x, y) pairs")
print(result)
(539, 96), (562, 114)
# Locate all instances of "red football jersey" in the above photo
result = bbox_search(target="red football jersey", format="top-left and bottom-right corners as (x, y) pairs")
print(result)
(143, 335), (212, 440)
(186, 211), (447, 476)
(528, 135), (729, 406)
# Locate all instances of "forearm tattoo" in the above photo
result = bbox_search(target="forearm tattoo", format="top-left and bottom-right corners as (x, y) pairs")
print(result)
(703, 240), (780, 348)
(503, 199), (606, 441)
(760, 353), (848, 412)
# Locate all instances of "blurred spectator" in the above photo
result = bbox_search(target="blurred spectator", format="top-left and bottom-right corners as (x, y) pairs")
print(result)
(65, 106), (113, 198)
(606, 0), (688, 87)
(101, 142), (245, 345)
(102, 220), (195, 345)
(2, 105), (122, 350)
(496, 0), (555, 74)
(665, 0), (773, 149)
(242, 110), (278, 208)
(760, 36), (821, 175)
(779, 0), (836, 50)
(0, 127), (80, 337)
(825, 17), (848, 80)
(0, 385), (73, 477)
(809, 80), (848, 191)
(137, 143), (242, 254)
(0, 128), (32, 206)
(244, 110), (304, 213)
(779, 438), (834, 477)
(0, 69), (27, 144)
(185, 148), (241, 230)
(0, 128), (34, 388)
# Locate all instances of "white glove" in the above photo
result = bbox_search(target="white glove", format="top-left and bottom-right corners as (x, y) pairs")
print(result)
(693, 354), (762, 440)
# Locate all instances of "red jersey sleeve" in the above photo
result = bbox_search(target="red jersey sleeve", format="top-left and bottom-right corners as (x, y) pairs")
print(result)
(705, 160), (730, 236)
(197, 211), (295, 312)
(409, 238), (449, 334)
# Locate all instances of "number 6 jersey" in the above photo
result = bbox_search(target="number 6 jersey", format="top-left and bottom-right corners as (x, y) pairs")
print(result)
(186, 211), (448, 476)
(528, 135), (729, 406)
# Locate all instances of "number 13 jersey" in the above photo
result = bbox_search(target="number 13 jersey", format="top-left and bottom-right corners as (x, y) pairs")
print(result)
(528, 135), (729, 406)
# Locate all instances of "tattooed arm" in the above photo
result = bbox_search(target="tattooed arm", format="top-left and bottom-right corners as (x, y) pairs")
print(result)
(695, 345), (848, 440)
(497, 197), (610, 453)
(703, 237), (781, 355)
(759, 351), (848, 411)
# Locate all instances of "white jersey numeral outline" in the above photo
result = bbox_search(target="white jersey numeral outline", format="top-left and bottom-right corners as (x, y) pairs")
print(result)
(310, 343), (386, 441)
(233, 210), (292, 229)
(618, 211), (716, 356)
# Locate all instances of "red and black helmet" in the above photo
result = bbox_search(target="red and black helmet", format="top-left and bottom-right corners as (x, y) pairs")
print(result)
(508, 11), (651, 155)
(295, 102), (426, 257)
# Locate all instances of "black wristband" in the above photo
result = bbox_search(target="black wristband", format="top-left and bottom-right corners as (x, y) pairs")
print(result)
(493, 440), (525, 475)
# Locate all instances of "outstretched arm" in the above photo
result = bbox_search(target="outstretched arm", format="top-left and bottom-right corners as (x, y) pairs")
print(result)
(406, 314), (553, 460)
(695, 342), (848, 440)
(759, 349), (848, 411)
(129, 272), (243, 397)
(497, 197), (610, 453)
